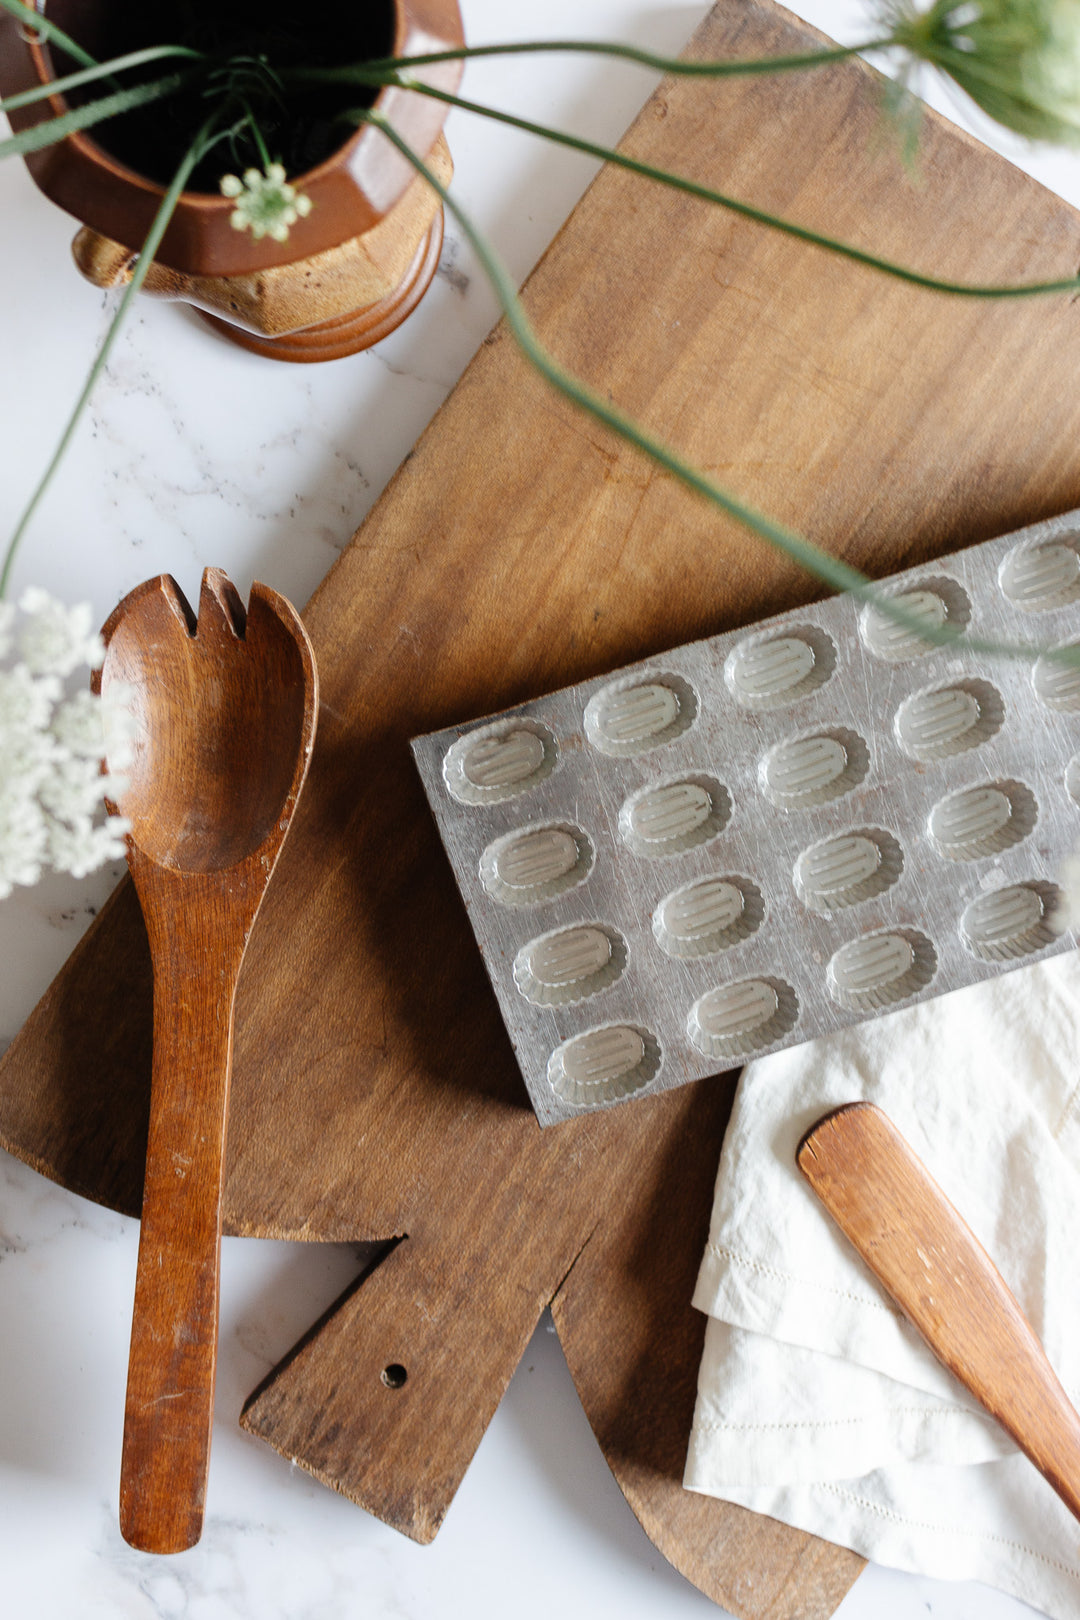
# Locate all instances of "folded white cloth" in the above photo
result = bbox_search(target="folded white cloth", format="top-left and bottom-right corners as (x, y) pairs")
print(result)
(684, 952), (1080, 1619)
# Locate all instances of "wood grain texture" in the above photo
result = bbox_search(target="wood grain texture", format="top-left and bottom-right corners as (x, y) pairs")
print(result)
(4, 0), (1080, 1608)
(798, 1103), (1080, 1525)
(96, 572), (319, 1553)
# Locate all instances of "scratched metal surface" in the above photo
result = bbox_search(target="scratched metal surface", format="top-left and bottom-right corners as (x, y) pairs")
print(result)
(412, 511), (1080, 1126)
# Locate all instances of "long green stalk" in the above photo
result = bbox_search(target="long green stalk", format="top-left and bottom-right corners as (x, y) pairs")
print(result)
(365, 111), (1066, 662)
(0, 44), (202, 114)
(0, 0), (96, 70)
(294, 35), (894, 85)
(0, 71), (189, 160)
(393, 80), (1080, 301)
(0, 118), (218, 597)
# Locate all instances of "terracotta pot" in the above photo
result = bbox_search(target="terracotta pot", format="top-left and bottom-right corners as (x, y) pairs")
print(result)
(0, 0), (465, 359)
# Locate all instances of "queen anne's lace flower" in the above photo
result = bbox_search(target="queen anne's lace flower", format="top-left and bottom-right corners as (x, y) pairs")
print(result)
(0, 590), (130, 901)
(887, 0), (1080, 144)
(17, 587), (103, 676)
(219, 164), (313, 242)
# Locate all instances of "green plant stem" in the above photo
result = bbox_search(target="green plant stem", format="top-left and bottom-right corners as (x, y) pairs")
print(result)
(0, 117), (218, 599)
(364, 110), (1065, 662)
(0, 44), (202, 114)
(393, 80), (1080, 301)
(291, 35), (894, 87)
(0, 71), (191, 160)
(243, 107), (272, 170)
(0, 0), (96, 70)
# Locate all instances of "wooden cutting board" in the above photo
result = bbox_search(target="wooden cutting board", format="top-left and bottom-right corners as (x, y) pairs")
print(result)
(5, 0), (1080, 1611)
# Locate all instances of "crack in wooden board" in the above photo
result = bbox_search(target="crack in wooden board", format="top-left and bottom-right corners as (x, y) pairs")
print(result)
(4, 0), (1080, 1611)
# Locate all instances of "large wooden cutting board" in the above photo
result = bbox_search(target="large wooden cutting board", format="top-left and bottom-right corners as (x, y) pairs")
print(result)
(5, 1), (1080, 1612)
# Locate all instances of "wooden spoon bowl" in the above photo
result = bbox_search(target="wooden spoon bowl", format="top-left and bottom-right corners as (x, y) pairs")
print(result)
(94, 569), (317, 1553)
(101, 572), (312, 872)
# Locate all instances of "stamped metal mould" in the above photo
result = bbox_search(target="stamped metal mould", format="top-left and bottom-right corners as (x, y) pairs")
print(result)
(547, 1024), (662, 1108)
(894, 678), (1005, 762)
(759, 726), (871, 810)
(827, 929), (937, 1012)
(479, 822), (593, 908)
(411, 507), (1080, 1125)
(928, 780), (1037, 861)
(687, 976), (799, 1061)
(584, 672), (697, 757)
(444, 719), (558, 805)
(618, 774), (731, 858)
(652, 874), (765, 959)
(724, 624), (836, 710)
(1066, 753), (1080, 807)
(999, 532), (1080, 612)
(960, 880), (1060, 962)
(858, 576), (971, 662)
(513, 923), (627, 1007)
(794, 828), (904, 913)
(1033, 643), (1080, 713)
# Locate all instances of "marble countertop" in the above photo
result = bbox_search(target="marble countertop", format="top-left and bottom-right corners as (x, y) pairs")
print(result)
(2, 2), (1078, 1615)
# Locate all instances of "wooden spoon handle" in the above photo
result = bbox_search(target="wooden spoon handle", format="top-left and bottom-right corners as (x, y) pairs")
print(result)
(798, 1102), (1080, 1524)
(119, 902), (246, 1554)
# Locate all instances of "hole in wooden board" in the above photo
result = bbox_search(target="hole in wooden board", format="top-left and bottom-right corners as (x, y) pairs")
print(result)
(381, 1363), (408, 1390)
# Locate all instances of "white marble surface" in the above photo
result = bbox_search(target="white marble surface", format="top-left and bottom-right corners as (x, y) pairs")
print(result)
(1, 2), (1078, 1615)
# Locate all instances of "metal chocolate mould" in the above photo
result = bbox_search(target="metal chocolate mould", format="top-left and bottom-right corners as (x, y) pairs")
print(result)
(411, 510), (1080, 1126)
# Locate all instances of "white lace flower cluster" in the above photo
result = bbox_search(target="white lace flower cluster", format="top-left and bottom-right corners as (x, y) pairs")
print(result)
(0, 589), (134, 900)
(220, 164), (314, 243)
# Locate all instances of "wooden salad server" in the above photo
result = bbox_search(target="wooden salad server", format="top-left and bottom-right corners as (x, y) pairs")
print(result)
(798, 1102), (1080, 1524)
(93, 570), (318, 1553)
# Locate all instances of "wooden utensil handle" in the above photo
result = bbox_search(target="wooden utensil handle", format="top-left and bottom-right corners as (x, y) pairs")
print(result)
(798, 1102), (1080, 1524)
(119, 909), (246, 1554)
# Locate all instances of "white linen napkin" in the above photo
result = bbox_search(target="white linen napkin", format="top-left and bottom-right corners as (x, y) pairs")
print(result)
(684, 951), (1080, 1619)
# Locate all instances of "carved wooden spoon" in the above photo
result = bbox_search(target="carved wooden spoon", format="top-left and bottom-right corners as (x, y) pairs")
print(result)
(798, 1102), (1080, 1524)
(94, 570), (318, 1553)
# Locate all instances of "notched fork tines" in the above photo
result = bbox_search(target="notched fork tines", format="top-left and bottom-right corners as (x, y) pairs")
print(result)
(160, 575), (198, 637)
(198, 568), (247, 640)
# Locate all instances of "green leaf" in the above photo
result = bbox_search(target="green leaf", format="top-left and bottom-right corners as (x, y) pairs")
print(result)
(0, 71), (188, 159)
(290, 35), (892, 85)
(392, 80), (1080, 302)
(0, 0), (96, 69)
(0, 45), (201, 115)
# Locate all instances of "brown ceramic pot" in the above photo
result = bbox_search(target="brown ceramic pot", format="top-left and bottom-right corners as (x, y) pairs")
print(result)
(0, 0), (465, 359)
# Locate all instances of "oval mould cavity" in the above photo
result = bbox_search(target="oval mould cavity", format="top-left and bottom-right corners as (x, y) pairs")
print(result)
(794, 827), (903, 913)
(724, 624), (836, 711)
(513, 923), (627, 1007)
(444, 718), (558, 805)
(479, 822), (593, 908)
(547, 1024), (662, 1107)
(584, 671), (697, 758)
(999, 535), (1080, 612)
(687, 976), (799, 1060)
(1034, 644), (1080, 714)
(760, 726), (871, 810)
(894, 678), (1004, 763)
(928, 780), (1037, 861)
(960, 881), (1059, 962)
(827, 929), (936, 1012)
(619, 774), (731, 858)
(1067, 753), (1080, 806)
(652, 874), (765, 958)
(859, 576), (970, 662)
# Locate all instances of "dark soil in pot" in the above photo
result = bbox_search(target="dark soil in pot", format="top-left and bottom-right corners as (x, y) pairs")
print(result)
(48, 0), (395, 190)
